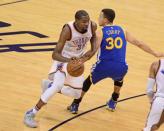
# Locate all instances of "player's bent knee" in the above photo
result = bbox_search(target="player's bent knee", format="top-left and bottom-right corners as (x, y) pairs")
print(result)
(114, 80), (123, 87)
(51, 83), (63, 92)
(48, 73), (54, 81)
(41, 83), (63, 103)
(61, 86), (81, 99)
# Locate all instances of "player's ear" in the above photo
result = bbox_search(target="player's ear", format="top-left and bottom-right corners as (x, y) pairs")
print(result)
(104, 18), (109, 24)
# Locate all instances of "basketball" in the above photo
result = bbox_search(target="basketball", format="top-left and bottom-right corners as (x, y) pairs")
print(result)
(67, 60), (84, 77)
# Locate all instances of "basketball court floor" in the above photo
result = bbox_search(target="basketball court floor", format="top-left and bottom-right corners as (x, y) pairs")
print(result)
(0, 0), (164, 130)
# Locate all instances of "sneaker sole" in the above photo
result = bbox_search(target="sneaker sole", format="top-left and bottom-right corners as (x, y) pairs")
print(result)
(71, 111), (78, 114)
(67, 106), (78, 114)
(106, 106), (115, 112)
(24, 120), (38, 128)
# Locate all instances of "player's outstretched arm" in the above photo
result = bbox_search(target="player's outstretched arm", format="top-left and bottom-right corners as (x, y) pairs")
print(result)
(125, 31), (164, 57)
(81, 21), (98, 62)
(52, 25), (72, 62)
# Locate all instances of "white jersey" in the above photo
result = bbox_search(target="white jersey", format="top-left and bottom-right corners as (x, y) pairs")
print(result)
(144, 59), (164, 131)
(155, 59), (164, 98)
(62, 21), (92, 58)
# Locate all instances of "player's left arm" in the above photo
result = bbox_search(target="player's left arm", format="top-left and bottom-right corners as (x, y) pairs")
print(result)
(125, 31), (164, 57)
(81, 21), (97, 62)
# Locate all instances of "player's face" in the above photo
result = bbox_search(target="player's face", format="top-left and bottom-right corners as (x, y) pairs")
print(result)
(76, 16), (90, 32)
(98, 12), (105, 26)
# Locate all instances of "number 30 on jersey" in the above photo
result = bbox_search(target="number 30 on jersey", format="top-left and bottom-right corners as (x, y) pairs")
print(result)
(106, 37), (123, 50)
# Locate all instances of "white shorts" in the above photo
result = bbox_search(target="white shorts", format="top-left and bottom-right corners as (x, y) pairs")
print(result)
(61, 85), (82, 99)
(48, 60), (84, 97)
(144, 97), (164, 131)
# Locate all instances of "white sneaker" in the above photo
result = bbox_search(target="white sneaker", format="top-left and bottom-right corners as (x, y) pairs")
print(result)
(41, 79), (52, 93)
(24, 109), (38, 128)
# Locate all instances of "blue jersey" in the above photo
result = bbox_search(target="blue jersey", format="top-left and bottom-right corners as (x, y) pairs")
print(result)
(97, 25), (127, 63)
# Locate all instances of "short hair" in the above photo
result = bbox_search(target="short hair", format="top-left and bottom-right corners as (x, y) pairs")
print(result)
(75, 10), (89, 20)
(102, 8), (115, 23)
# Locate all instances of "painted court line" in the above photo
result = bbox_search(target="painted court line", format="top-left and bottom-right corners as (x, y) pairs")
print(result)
(0, 0), (29, 6)
(49, 93), (146, 131)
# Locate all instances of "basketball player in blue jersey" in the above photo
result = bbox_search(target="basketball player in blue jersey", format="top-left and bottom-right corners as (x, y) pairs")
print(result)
(68, 8), (164, 114)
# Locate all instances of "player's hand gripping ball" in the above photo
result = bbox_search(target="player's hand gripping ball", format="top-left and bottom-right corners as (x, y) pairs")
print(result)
(67, 58), (84, 77)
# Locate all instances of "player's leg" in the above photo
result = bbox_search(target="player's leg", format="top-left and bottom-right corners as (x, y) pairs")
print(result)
(106, 62), (128, 111)
(41, 66), (69, 94)
(68, 61), (106, 114)
(41, 79), (53, 94)
(41, 71), (61, 94)
(106, 79), (123, 111)
(60, 73), (85, 114)
(24, 71), (65, 128)
(61, 86), (82, 99)
(144, 97), (164, 131)
(67, 75), (92, 114)
(41, 61), (62, 94)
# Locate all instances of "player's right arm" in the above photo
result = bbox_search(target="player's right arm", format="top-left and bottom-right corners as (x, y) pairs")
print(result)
(52, 25), (72, 62)
(125, 31), (164, 57)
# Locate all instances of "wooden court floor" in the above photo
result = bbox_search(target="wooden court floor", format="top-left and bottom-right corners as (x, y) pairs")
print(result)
(0, 0), (164, 130)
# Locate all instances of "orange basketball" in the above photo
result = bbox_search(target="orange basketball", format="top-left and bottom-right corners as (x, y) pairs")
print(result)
(67, 61), (84, 77)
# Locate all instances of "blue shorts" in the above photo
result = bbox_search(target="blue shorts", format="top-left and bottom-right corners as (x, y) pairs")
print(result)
(90, 60), (128, 84)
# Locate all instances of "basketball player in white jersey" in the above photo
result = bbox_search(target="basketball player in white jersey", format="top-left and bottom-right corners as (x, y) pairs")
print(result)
(24, 10), (97, 128)
(143, 60), (164, 131)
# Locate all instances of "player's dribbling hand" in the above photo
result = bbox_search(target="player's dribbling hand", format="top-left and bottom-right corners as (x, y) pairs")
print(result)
(70, 57), (81, 65)
(69, 57), (84, 72)
(71, 57), (78, 61)
(70, 57), (81, 64)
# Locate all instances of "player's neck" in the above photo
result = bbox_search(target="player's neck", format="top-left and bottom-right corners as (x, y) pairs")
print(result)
(104, 22), (113, 27)
(73, 22), (87, 34)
